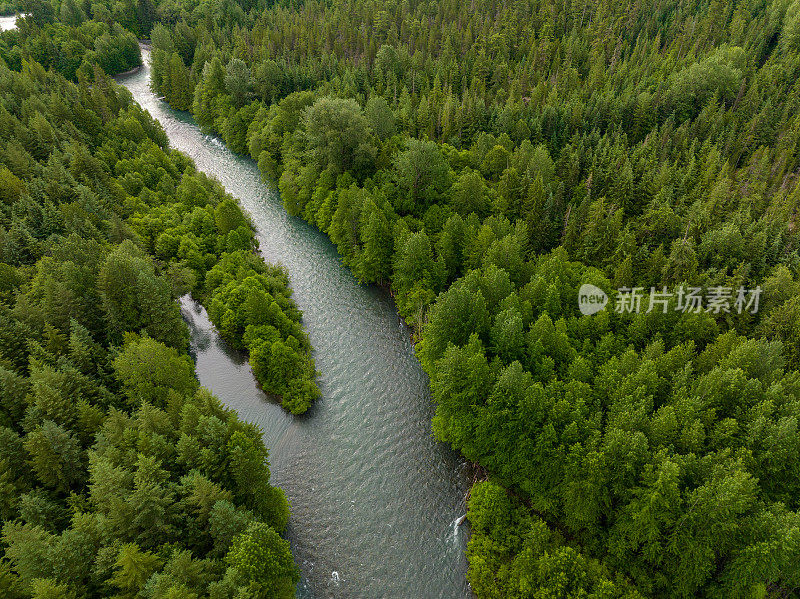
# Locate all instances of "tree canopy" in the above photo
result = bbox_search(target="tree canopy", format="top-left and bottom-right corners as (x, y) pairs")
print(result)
(7, 0), (800, 594)
(0, 39), (304, 598)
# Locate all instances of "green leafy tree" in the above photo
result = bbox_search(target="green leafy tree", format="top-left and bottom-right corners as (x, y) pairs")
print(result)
(98, 241), (188, 349)
(364, 95), (395, 141)
(225, 58), (251, 108)
(303, 97), (376, 178)
(450, 168), (490, 217)
(113, 336), (197, 408)
(166, 53), (192, 111)
(393, 139), (451, 212)
(225, 522), (298, 599)
(109, 543), (163, 598)
(23, 421), (83, 492)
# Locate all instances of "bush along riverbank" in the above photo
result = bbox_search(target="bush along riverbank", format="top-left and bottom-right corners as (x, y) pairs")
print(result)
(0, 57), (300, 597)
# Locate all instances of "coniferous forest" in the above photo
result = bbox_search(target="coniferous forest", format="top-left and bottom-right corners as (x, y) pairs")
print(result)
(2, 0), (800, 596)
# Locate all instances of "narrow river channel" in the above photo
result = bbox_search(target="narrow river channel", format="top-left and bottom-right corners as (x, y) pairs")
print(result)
(118, 49), (471, 599)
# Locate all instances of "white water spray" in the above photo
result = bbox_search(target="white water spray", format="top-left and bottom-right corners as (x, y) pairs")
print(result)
(451, 514), (466, 542)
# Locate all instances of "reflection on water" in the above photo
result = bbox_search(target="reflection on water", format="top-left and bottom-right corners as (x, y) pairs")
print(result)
(119, 49), (471, 599)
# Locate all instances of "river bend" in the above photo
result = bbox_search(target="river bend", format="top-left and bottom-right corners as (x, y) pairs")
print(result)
(118, 49), (471, 599)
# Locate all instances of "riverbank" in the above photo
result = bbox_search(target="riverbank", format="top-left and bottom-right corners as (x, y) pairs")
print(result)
(113, 63), (143, 77)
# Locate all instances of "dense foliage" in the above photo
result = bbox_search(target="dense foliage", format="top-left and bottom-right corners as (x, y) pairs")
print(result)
(0, 15), (141, 78)
(115, 120), (320, 411)
(141, 0), (800, 595)
(204, 251), (319, 413)
(0, 3), (19, 16)
(0, 31), (313, 598)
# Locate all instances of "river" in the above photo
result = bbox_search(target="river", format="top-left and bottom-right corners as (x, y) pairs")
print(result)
(117, 49), (471, 598)
(0, 14), (20, 30)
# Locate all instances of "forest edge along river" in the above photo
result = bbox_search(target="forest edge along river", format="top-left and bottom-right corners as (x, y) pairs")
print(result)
(116, 47), (472, 599)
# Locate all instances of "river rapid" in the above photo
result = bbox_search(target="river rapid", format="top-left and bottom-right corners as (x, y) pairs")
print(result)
(0, 14), (20, 31)
(117, 49), (472, 599)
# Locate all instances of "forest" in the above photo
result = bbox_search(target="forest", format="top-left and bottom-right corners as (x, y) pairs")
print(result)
(0, 10), (322, 598)
(3, 0), (800, 596)
(142, 0), (800, 595)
